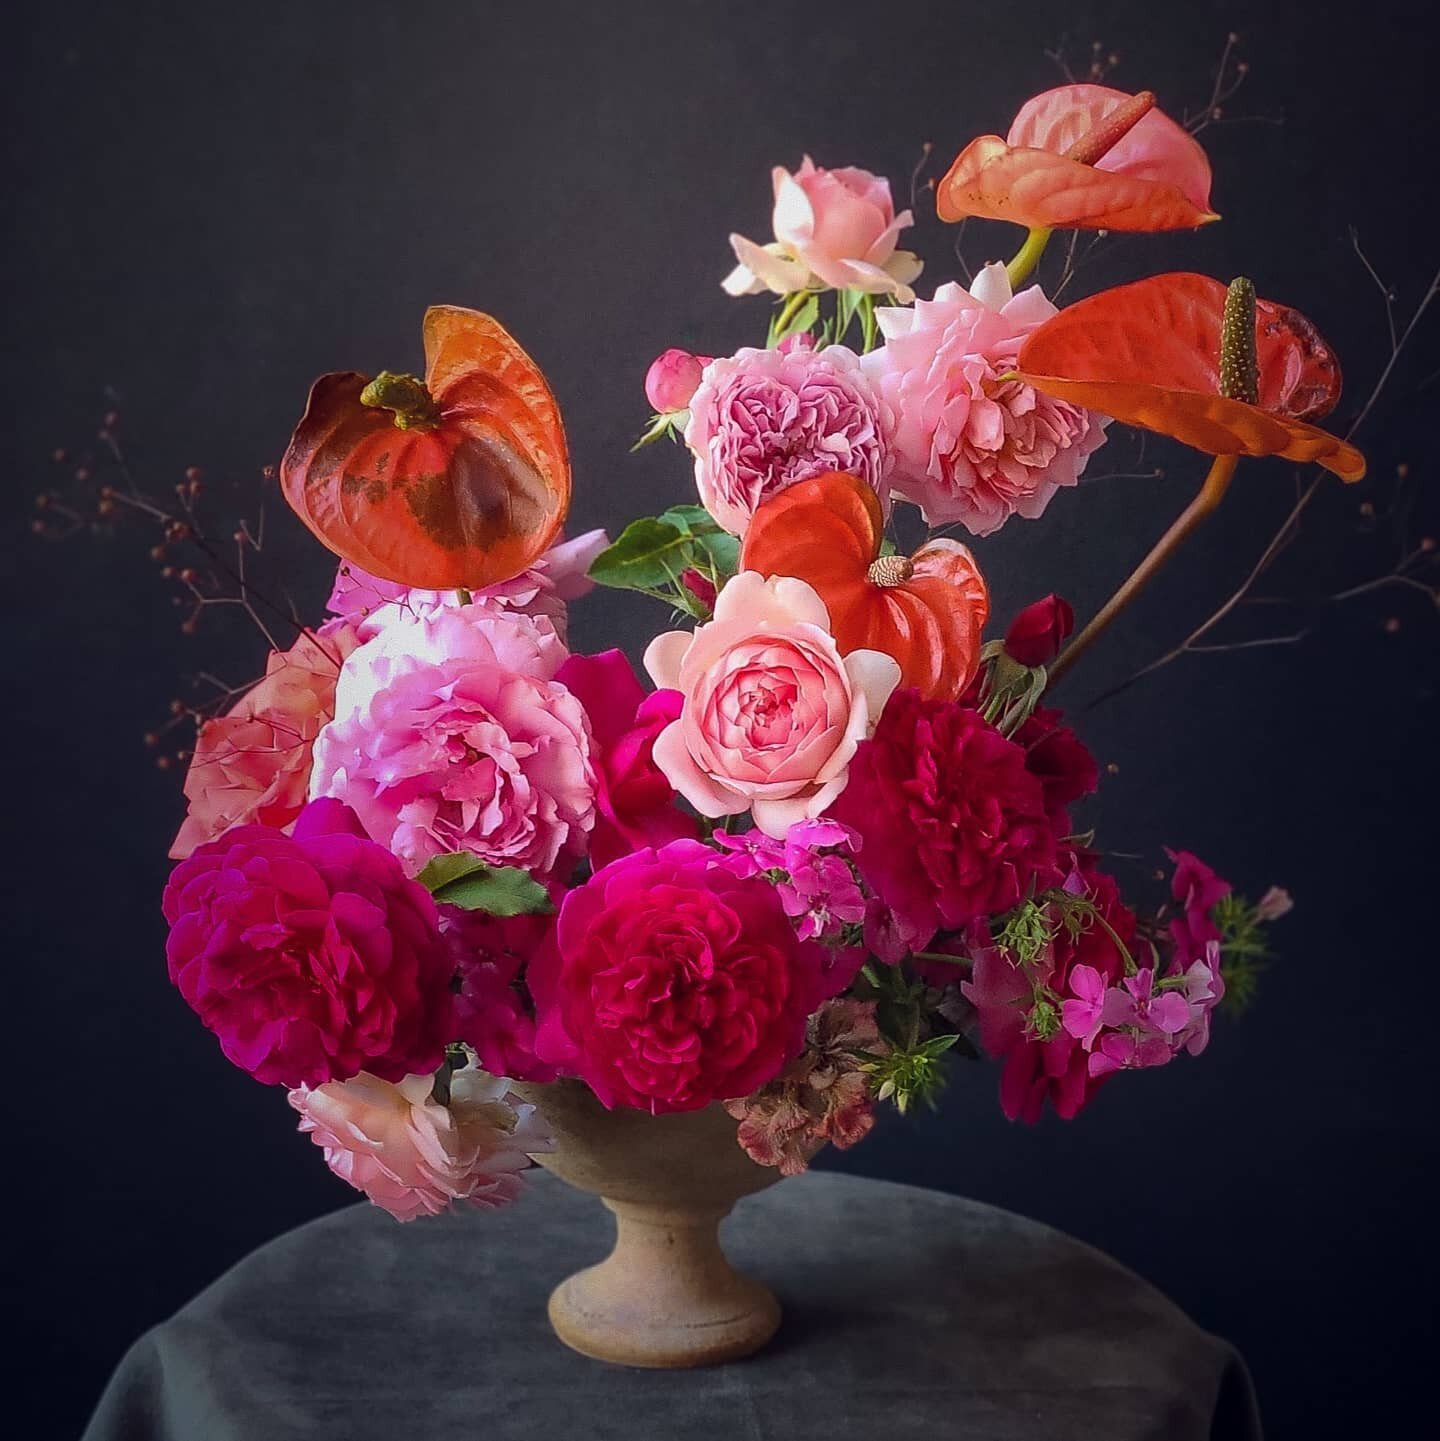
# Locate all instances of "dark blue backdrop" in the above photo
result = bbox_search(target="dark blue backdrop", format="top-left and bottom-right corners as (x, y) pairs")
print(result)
(5, 1), (1437, 1435)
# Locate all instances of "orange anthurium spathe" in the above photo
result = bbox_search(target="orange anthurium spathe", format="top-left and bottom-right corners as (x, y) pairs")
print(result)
(1016, 273), (1366, 480)
(937, 84), (1217, 234)
(740, 471), (989, 700)
(281, 306), (571, 590)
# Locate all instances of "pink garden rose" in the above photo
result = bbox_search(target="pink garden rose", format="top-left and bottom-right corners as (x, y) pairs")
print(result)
(723, 155), (922, 301)
(326, 530), (609, 643)
(554, 649), (700, 868)
(310, 603), (595, 880)
(529, 839), (826, 1112)
(684, 344), (893, 535)
(162, 798), (453, 1088)
(289, 1068), (552, 1221)
(865, 264), (1109, 536)
(644, 572), (900, 838)
(170, 620), (361, 859)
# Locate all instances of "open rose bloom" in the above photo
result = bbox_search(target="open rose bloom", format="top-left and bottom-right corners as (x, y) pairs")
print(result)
(155, 98), (1341, 1228)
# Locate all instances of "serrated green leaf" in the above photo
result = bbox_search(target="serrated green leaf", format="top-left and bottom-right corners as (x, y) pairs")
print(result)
(417, 852), (489, 893)
(588, 517), (692, 591)
(656, 503), (723, 536)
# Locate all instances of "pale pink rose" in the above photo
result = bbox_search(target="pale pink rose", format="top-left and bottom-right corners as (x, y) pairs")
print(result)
(724, 156), (923, 301)
(327, 530), (609, 643)
(864, 263), (1110, 536)
(643, 572), (900, 839)
(684, 344), (893, 536)
(170, 620), (362, 859)
(289, 1068), (552, 1222)
(309, 604), (596, 879)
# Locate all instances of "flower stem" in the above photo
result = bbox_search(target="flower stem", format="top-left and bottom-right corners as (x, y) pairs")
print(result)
(1005, 227), (1053, 288)
(768, 290), (811, 346)
(1050, 453), (1241, 684)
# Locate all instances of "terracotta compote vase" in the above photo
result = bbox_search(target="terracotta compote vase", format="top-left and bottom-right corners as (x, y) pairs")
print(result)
(511, 1080), (785, 1368)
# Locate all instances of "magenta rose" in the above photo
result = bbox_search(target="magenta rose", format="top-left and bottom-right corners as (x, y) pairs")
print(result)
(830, 689), (1062, 943)
(1004, 594), (1075, 667)
(162, 798), (453, 1088)
(529, 839), (826, 1112)
(554, 649), (700, 868)
(684, 344), (893, 535)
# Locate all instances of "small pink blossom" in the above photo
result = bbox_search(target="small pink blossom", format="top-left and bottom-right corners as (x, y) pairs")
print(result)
(289, 1068), (551, 1222)
(645, 348), (709, 413)
(310, 604), (595, 880)
(723, 156), (922, 301)
(714, 818), (870, 996)
(684, 345), (893, 535)
(1165, 847), (1231, 966)
(864, 264), (1109, 536)
(1255, 886), (1294, 923)
(644, 573), (900, 838)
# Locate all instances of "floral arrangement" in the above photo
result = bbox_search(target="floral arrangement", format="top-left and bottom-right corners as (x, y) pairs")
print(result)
(110, 81), (1382, 1221)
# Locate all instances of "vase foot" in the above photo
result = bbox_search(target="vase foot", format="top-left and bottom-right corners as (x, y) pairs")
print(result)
(546, 1199), (781, 1368)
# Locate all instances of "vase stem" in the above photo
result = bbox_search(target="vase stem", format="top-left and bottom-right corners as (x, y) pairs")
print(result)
(546, 1196), (781, 1368)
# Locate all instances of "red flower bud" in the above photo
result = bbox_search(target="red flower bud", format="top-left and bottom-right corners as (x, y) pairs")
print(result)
(644, 348), (707, 414)
(679, 567), (717, 611)
(1004, 594), (1074, 667)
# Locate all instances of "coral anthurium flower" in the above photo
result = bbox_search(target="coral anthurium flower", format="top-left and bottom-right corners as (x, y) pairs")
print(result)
(1016, 273), (1366, 480)
(740, 470), (989, 700)
(281, 306), (571, 590)
(937, 85), (1217, 234)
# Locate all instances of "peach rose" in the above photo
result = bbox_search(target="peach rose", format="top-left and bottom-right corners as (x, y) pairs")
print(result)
(723, 156), (923, 302)
(643, 572), (900, 839)
(170, 621), (361, 859)
(289, 1068), (552, 1222)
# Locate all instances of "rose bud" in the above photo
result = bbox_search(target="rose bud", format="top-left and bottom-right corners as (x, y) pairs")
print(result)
(644, 348), (707, 414)
(679, 567), (717, 612)
(1004, 594), (1074, 667)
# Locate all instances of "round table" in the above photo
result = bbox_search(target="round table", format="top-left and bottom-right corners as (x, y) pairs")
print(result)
(82, 1171), (1260, 1440)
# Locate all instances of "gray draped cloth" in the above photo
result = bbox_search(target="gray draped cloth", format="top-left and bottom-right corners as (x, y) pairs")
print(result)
(82, 1170), (1260, 1440)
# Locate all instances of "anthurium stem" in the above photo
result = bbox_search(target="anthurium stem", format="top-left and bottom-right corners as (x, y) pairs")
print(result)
(1005, 227), (1053, 288)
(1049, 453), (1240, 684)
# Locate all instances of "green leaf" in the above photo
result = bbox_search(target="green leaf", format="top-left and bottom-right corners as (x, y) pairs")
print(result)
(588, 517), (692, 591)
(416, 853), (552, 917)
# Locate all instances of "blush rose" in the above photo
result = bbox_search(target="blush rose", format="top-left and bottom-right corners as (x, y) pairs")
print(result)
(644, 572), (900, 839)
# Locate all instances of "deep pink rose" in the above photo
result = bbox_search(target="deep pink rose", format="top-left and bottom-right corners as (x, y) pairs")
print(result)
(865, 265), (1109, 536)
(170, 621), (361, 859)
(724, 155), (922, 300)
(1004, 594), (1075, 667)
(309, 604), (596, 881)
(645, 573), (900, 838)
(644, 348), (709, 413)
(529, 839), (826, 1112)
(684, 345), (893, 535)
(1013, 704), (1099, 829)
(555, 649), (700, 868)
(443, 907), (557, 1083)
(830, 689), (1062, 943)
(162, 798), (453, 1088)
